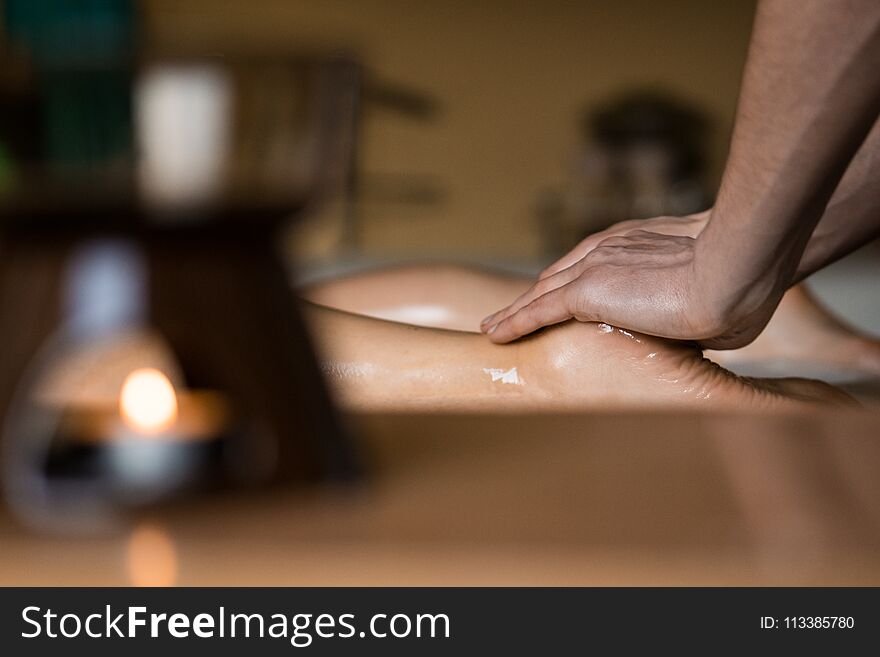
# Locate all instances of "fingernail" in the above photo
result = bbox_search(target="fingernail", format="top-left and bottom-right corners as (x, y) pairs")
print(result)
(481, 315), (494, 328)
(487, 323), (498, 334)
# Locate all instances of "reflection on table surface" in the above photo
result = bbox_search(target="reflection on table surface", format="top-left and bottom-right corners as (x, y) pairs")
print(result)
(2, 409), (879, 586)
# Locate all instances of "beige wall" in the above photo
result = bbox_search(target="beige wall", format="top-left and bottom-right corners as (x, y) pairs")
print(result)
(144, 0), (757, 260)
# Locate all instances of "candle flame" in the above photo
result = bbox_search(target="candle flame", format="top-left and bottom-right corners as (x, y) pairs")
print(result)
(119, 368), (178, 434)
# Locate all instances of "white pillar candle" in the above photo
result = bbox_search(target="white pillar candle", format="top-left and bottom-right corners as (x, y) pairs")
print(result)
(136, 64), (232, 208)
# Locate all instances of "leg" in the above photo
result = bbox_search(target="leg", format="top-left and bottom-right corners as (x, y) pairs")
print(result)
(303, 264), (880, 376)
(301, 264), (526, 332)
(707, 284), (880, 376)
(37, 299), (849, 412)
(305, 303), (849, 411)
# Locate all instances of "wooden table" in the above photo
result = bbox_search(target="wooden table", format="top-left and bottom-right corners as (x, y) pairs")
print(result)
(1, 409), (879, 585)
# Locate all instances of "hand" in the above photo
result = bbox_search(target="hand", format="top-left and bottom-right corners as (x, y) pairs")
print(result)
(537, 210), (711, 280)
(480, 214), (784, 350)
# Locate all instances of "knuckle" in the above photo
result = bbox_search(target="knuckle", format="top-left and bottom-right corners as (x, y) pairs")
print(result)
(597, 236), (628, 248)
(588, 244), (619, 261)
(566, 285), (589, 315)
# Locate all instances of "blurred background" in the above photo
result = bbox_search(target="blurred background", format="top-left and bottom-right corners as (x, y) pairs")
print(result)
(161, 0), (754, 261)
(137, 0), (879, 334)
(1, 0), (879, 587)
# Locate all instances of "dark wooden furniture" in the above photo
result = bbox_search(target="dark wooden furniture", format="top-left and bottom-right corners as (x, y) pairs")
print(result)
(0, 54), (361, 517)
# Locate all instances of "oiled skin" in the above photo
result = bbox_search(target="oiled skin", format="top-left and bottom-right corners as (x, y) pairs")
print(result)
(304, 299), (849, 412)
(304, 264), (880, 376)
(304, 265), (523, 333)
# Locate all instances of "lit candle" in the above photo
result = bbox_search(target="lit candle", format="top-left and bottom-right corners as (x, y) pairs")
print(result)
(54, 370), (230, 443)
(119, 368), (179, 434)
(106, 370), (229, 497)
(43, 366), (233, 500)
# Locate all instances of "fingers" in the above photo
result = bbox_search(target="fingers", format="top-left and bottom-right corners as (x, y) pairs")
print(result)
(481, 266), (580, 332)
(486, 285), (579, 343)
(539, 220), (655, 279)
(539, 251), (581, 280)
(538, 237), (600, 280)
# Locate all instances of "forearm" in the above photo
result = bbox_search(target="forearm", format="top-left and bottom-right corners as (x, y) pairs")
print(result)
(697, 0), (880, 312)
(794, 117), (880, 282)
(481, 0), (880, 349)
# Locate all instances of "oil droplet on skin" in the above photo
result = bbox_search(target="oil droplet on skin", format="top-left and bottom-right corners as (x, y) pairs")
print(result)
(618, 328), (641, 343)
(596, 322), (643, 343)
(483, 367), (523, 385)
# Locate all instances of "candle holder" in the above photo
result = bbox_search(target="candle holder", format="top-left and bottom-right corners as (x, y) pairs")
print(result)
(0, 46), (361, 531)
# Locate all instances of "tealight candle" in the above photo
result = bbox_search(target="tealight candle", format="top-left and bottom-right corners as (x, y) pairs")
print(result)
(41, 367), (233, 500)
(54, 368), (231, 444)
(120, 368), (179, 434)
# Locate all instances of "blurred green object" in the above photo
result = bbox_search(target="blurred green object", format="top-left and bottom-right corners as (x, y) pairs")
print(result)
(2, 0), (135, 170)
(40, 67), (133, 170)
(3, 0), (134, 64)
